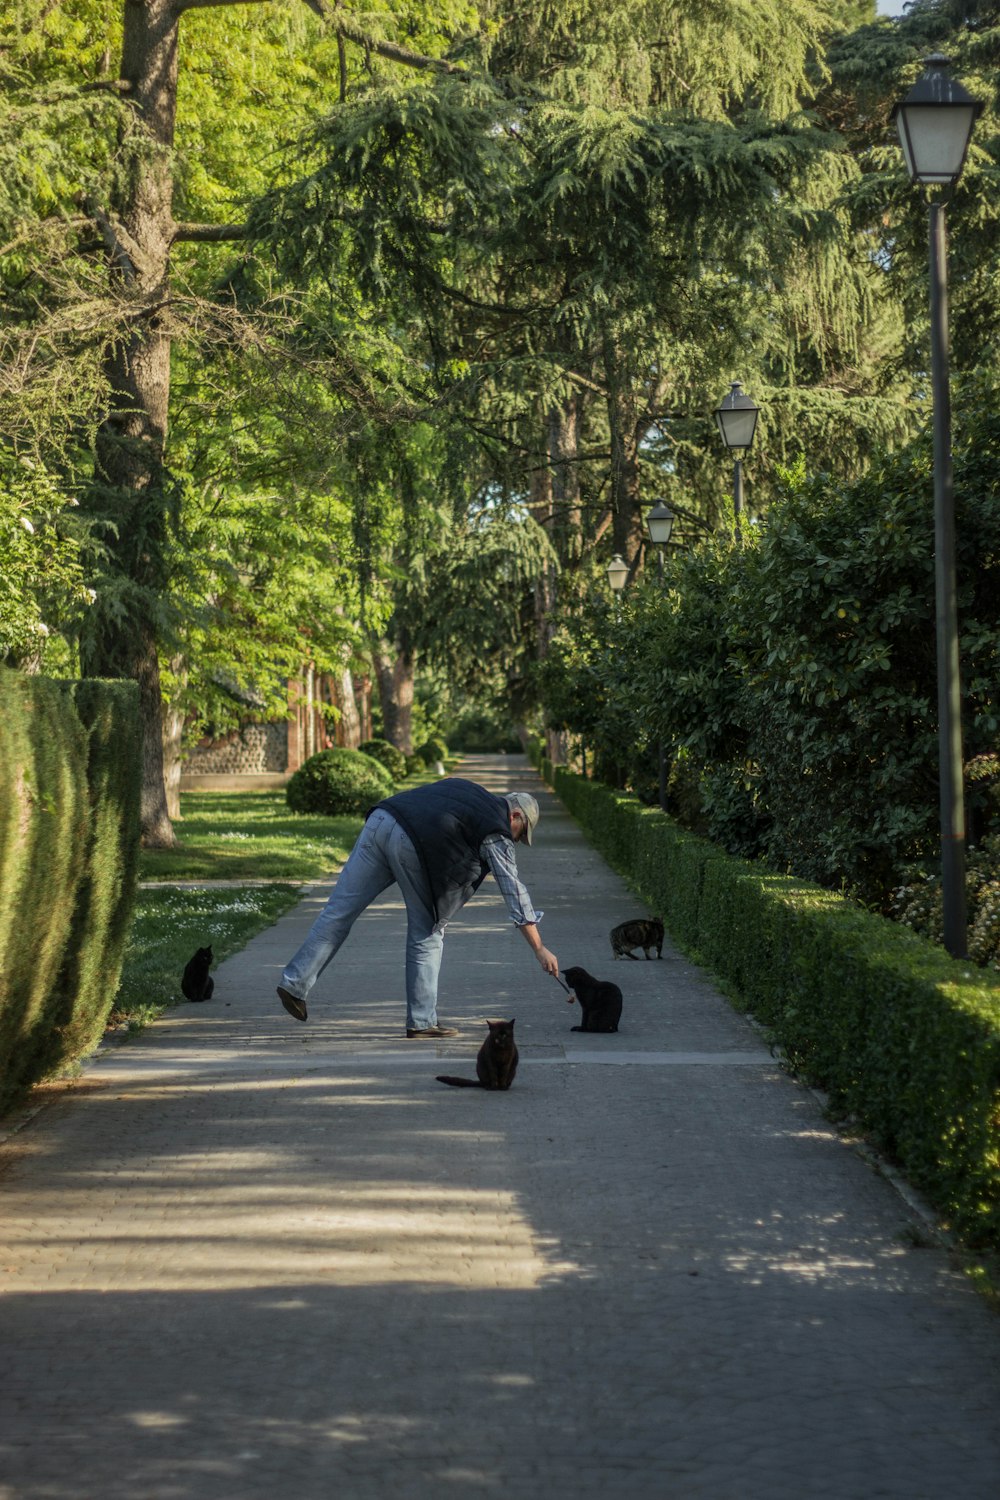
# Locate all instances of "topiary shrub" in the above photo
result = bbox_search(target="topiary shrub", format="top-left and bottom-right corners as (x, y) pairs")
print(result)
(417, 735), (449, 765)
(0, 670), (141, 1111)
(286, 749), (394, 816)
(404, 752), (426, 777)
(359, 737), (408, 782)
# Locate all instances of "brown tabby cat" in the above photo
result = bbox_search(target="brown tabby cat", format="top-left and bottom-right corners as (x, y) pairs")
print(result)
(436, 1019), (519, 1090)
(610, 917), (664, 960)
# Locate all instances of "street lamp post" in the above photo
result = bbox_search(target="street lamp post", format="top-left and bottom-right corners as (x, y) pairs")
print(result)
(645, 502), (675, 811)
(714, 381), (759, 536)
(892, 53), (982, 959)
(606, 552), (629, 596)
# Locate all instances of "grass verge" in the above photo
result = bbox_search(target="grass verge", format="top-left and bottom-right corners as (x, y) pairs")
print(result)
(139, 790), (364, 882)
(110, 884), (303, 1031)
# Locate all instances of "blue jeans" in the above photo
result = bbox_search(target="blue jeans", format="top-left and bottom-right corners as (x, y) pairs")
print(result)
(281, 808), (445, 1031)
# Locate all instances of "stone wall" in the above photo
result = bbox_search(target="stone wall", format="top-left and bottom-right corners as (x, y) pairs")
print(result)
(184, 722), (287, 776)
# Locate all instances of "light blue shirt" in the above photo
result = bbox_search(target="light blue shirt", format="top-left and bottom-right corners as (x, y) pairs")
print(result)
(480, 835), (543, 927)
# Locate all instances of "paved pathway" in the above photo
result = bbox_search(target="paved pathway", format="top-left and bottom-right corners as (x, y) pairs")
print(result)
(2, 755), (999, 1499)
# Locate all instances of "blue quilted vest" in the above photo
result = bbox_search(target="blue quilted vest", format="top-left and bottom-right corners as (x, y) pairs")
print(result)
(375, 779), (511, 922)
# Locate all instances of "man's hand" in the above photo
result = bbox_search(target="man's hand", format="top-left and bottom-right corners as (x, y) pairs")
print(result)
(535, 945), (559, 978)
(519, 923), (558, 977)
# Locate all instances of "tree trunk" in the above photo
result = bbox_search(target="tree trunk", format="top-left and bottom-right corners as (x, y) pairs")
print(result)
(603, 330), (644, 571)
(371, 634), (415, 754)
(162, 700), (185, 822)
(549, 394), (582, 565)
(334, 663), (362, 748)
(84, 0), (180, 846)
(527, 398), (582, 765)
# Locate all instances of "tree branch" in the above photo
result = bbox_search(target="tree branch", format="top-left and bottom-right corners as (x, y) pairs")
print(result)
(86, 201), (143, 284)
(171, 221), (249, 243)
(80, 78), (132, 94)
(173, 0), (468, 76)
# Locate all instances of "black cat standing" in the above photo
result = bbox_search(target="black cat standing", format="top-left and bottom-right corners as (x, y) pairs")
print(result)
(181, 945), (214, 1002)
(437, 1019), (519, 1090)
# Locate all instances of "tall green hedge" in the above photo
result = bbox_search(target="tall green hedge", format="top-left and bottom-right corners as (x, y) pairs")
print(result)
(0, 670), (141, 1111)
(549, 764), (1000, 1250)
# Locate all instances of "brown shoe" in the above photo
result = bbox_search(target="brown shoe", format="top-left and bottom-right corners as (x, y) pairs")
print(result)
(278, 985), (307, 1022)
(406, 1025), (459, 1039)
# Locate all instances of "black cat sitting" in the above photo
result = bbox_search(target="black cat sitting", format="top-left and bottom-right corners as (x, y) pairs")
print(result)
(436, 1019), (518, 1090)
(181, 945), (214, 1002)
(563, 966), (622, 1033)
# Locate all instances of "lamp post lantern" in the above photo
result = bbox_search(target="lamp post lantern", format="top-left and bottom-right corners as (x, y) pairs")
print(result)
(645, 500), (675, 811)
(645, 501), (675, 569)
(714, 381), (759, 533)
(606, 552), (629, 594)
(893, 54), (981, 960)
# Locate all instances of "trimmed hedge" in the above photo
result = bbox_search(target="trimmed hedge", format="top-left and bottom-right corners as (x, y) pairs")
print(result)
(286, 748), (394, 816)
(359, 737), (408, 783)
(548, 764), (1000, 1250)
(0, 671), (141, 1111)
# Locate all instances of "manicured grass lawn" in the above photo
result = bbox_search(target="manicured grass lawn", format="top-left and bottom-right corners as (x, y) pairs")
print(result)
(139, 790), (364, 882)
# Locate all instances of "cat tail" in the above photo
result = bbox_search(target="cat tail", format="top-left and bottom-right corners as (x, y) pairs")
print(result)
(435, 1075), (484, 1088)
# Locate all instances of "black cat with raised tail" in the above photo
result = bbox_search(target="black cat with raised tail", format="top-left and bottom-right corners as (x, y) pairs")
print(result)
(181, 945), (214, 1002)
(436, 1019), (518, 1090)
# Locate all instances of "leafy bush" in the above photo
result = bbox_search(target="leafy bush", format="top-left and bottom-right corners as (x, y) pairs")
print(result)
(541, 390), (1000, 906)
(891, 835), (1000, 972)
(359, 737), (408, 782)
(404, 752), (426, 777)
(417, 735), (449, 764)
(540, 596), (656, 794)
(286, 748), (393, 816)
(445, 710), (521, 753)
(547, 762), (1000, 1251)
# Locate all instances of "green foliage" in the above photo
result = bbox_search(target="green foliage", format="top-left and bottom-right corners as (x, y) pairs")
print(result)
(445, 708), (522, 752)
(550, 385), (1000, 905)
(286, 747), (394, 816)
(0, 448), (94, 667)
(0, 669), (140, 1110)
(547, 761), (1000, 1250)
(417, 734), (449, 764)
(161, 464), (361, 745)
(892, 834), (1000, 970)
(541, 585), (675, 799)
(359, 736), (408, 781)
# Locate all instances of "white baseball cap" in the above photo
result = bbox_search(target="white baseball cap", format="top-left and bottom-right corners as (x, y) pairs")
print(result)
(505, 792), (540, 845)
